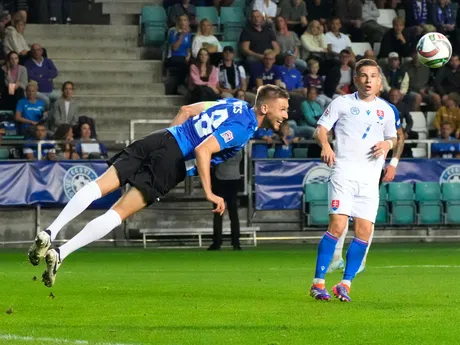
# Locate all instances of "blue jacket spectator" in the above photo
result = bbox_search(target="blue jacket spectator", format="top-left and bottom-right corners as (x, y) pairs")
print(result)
(23, 122), (55, 160)
(24, 44), (58, 94)
(167, 16), (192, 59)
(251, 49), (281, 90)
(431, 121), (460, 158)
(274, 121), (299, 158)
(429, 0), (455, 34)
(279, 51), (304, 92)
(15, 81), (46, 135)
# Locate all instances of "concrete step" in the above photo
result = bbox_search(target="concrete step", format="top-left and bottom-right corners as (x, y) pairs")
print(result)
(102, 2), (156, 14)
(79, 105), (177, 120)
(25, 36), (138, 49)
(74, 95), (184, 107)
(48, 47), (141, 60)
(57, 70), (161, 84)
(25, 24), (138, 37)
(53, 81), (164, 95)
(53, 59), (163, 73)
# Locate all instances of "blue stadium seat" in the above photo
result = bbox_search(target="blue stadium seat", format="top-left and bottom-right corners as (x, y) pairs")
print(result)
(304, 183), (329, 225)
(415, 182), (442, 224)
(196, 6), (219, 24)
(141, 6), (167, 29)
(388, 182), (416, 225)
(442, 183), (460, 224)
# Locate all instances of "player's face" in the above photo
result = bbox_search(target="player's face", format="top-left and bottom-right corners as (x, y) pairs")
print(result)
(354, 66), (381, 98)
(261, 97), (289, 131)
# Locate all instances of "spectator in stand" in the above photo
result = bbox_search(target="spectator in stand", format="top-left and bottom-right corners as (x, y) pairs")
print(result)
(49, 81), (78, 131)
(274, 121), (299, 158)
(212, 0), (234, 14)
(388, 88), (419, 140)
(279, 51), (306, 96)
(431, 121), (460, 158)
(15, 81), (46, 137)
(433, 97), (460, 138)
(404, 0), (428, 28)
(275, 16), (306, 72)
(288, 86), (323, 139)
(75, 121), (108, 159)
(189, 48), (220, 102)
(362, 0), (388, 43)
(246, 49), (281, 103)
(23, 122), (55, 160)
(217, 45), (247, 100)
(240, 10), (280, 65)
(2, 51), (27, 112)
(208, 150), (242, 251)
(251, 127), (273, 158)
(48, 0), (72, 24)
(335, 0), (364, 42)
(192, 19), (222, 65)
(378, 17), (413, 60)
(165, 15), (192, 94)
(279, 0), (308, 36)
(24, 43), (58, 105)
(53, 123), (79, 160)
(434, 54), (460, 105)
(429, 0), (455, 35)
(304, 59), (332, 108)
(168, 0), (197, 28)
(324, 49), (354, 99)
(381, 52), (409, 98)
(252, 0), (277, 22)
(301, 20), (327, 60)
(306, 0), (331, 33)
(404, 50), (441, 111)
(325, 17), (353, 58)
(3, 19), (29, 64)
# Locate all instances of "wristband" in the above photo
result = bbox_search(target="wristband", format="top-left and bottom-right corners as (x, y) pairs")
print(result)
(390, 158), (399, 167)
(385, 139), (393, 150)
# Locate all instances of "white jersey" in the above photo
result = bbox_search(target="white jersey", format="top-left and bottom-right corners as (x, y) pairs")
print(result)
(317, 92), (398, 183)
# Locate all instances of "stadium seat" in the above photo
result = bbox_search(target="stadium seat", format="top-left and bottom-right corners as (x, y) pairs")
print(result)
(351, 42), (372, 57)
(304, 183), (329, 225)
(293, 148), (308, 158)
(376, 184), (389, 224)
(388, 183), (416, 224)
(377, 9), (397, 28)
(143, 26), (166, 46)
(141, 6), (167, 28)
(223, 25), (243, 41)
(0, 148), (9, 159)
(415, 182), (442, 224)
(410, 111), (427, 133)
(231, 0), (246, 7)
(442, 183), (460, 224)
(373, 42), (381, 56)
(220, 7), (245, 25)
(196, 6), (219, 24)
(267, 148), (275, 158)
(411, 147), (427, 158)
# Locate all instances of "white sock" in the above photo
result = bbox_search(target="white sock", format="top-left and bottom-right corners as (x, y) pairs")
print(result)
(333, 221), (349, 261)
(341, 279), (351, 288)
(362, 224), (374, 263)
(59, 209), (122, 261)
(47, 182), (102, 241)
(312, 278), (325, 285)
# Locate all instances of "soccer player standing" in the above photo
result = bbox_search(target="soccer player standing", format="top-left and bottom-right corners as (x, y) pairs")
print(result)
(28, 85), (289, 287)
(309, 59), (397, 302)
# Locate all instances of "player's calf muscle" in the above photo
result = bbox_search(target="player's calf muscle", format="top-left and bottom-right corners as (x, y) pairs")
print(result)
(353, 219), (373, 241)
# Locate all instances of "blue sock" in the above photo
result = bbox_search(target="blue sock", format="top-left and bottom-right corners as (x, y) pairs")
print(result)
(343, 237), (369, 281)
(314, 232), (339, 279)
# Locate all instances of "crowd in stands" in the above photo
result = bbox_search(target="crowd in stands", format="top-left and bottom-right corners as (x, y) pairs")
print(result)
(0, 8), (106, 160)
(163, 0), (460, 159)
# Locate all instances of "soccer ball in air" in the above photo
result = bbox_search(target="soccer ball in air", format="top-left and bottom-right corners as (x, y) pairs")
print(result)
(417, 32), (452, 68)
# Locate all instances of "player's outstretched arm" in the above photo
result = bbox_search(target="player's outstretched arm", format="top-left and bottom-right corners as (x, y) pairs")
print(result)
(170, 101), (219, 127)
(314, 125), (335, 167)
(383, 127), (405, 182)
(195, 135), (226, 215)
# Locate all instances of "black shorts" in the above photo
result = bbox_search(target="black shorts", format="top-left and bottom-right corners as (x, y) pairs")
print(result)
(107, 130), (186, 206)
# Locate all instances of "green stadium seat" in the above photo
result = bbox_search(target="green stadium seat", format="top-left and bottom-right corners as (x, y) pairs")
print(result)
(376, 184), (388, 224)
(143, 26), (166, 46)
(223, 26), (243, 41)
(0, 148), (9, 159)
(442, 183), (460, 224)
(141, 6), (167, 28)
(196, 7), (219, 24)
(415, 182), (442, 224)
(231, 0), (246, 7)
(267, 148), (275, 158)
(304, 183), (329, 225)
(388, 182), (416, 225)
(220, 7), (245, 25)
(293, 148), (308, 158)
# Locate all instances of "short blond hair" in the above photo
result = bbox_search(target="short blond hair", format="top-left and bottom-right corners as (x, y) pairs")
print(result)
(263, 49), (275, 57)
(26, 81), (38, 90)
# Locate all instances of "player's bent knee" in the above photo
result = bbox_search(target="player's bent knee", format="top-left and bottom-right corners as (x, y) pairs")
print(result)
(328, 214), (349, 238)
(353, 218), (373, 241)
(96, 166), (122, 196)
(111, 187), (147, 221)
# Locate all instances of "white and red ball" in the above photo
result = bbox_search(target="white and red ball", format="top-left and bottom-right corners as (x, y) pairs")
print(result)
(416, 32), (452, 68)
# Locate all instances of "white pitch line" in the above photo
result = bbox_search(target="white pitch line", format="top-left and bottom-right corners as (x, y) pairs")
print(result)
(0, 334), (141, 345)
(373, 265), (460, 269)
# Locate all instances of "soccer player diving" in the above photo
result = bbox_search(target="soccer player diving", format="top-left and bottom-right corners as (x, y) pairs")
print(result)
(309, 59), (398, 302)
(28, 85), (289, 287)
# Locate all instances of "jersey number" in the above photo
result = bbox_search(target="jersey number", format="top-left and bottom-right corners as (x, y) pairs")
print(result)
(194, 109), (229, 138)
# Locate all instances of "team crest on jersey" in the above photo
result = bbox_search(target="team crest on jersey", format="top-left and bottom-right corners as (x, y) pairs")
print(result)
(331, 200), (340, 211)
(63, 165), (98, 200)
(220, 130), (234, 143)
(350, 107), (360, 115)
(377, 110), (384, 120)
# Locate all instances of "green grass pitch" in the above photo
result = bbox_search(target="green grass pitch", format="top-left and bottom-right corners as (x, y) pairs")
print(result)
(1, 243), (459, 345)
